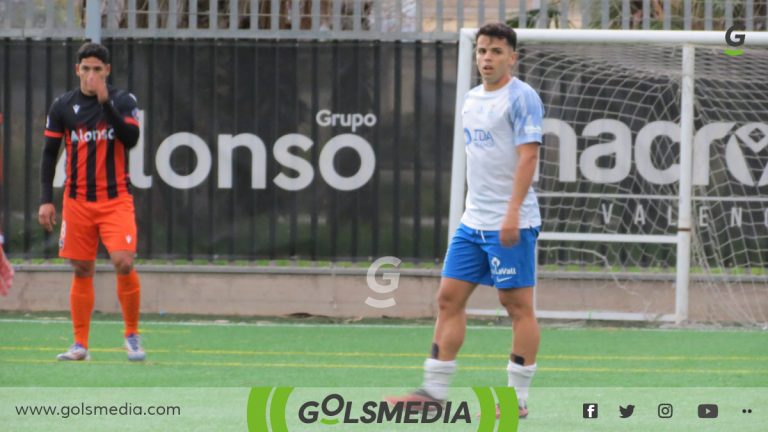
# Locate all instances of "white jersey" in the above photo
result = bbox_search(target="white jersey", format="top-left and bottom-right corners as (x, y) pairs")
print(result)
(460, 77), (544, 231)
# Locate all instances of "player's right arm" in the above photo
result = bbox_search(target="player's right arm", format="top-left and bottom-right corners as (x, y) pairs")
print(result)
(38, 98), (64, 232)
(101, 86), (140, 149)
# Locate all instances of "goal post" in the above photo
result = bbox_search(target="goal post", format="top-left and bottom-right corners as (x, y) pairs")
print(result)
(451, 29), (768, 325)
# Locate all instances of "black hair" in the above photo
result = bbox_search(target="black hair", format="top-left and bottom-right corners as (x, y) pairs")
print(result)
(476, 23), (517, 51)
(77, 42), (110, 64)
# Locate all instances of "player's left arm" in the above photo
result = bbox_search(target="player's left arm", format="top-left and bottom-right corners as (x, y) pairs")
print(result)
(500, 88), (544, 247)
(102, 90), (140, 148)
(501, 143), (539, 247)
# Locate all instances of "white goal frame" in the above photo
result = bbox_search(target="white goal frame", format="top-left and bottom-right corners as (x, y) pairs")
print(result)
(451, 29), (768, 324)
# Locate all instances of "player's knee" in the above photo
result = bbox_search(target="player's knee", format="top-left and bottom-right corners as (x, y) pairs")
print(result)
(112, 257), (134, 275)
(505, 303), (535, 321)
(71, 261), (94, 278)
(500, 296), (534, 320)
(73, 267), (94, 278)
(436, 290), (463, 313)
(510, 309), (534, 323)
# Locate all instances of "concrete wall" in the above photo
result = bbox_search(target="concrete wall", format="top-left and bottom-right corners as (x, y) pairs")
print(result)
(1, 266), (766, 323)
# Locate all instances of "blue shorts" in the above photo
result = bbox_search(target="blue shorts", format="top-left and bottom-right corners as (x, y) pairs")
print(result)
(442, 223), (540, 289)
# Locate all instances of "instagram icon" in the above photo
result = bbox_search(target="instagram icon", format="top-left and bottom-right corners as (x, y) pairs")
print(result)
(658, 403), (673, 418)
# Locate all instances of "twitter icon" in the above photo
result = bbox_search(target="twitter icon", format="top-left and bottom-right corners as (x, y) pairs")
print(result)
(619, 405), (635, 418)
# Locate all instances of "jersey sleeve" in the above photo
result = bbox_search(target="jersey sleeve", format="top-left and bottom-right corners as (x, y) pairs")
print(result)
(41, 98), (64, 204)
(114, 91), (140, 128)
(104, 90), (140, 148)
(44, 98), (64, 139)
(507, 87), (544, 146)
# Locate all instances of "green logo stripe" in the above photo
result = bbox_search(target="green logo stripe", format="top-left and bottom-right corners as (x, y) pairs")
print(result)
(494, 387), (519, 432)
(269, 387), (294, 432)
(472, 387), (497, 432)
(724, 49), (744, 56)
(247, 387), (274, 432)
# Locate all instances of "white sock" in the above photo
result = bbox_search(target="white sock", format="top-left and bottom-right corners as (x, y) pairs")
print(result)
(421, 358), (457, 401)
(507, 361), (537, 406)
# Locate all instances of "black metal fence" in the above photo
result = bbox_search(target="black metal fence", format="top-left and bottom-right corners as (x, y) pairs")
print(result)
(4, 38), (766, 269)
(1, 39), (458, 262)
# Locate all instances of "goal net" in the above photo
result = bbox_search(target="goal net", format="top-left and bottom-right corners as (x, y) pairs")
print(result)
(453, 29), (768, 326)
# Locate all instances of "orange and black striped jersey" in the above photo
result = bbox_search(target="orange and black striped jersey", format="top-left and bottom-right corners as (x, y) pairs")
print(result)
(43, 86), (139, 202)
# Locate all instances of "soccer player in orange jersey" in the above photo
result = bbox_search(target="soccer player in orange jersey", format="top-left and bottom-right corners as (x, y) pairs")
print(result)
(38, 42), (144, 361)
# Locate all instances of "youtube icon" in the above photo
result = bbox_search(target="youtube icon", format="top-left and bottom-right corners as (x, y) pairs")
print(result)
(698, 404), (718, 419)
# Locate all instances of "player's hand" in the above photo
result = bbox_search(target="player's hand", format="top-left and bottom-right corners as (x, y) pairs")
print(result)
(38, 203), (57, 232)
(88, 74), (109, 104)
(500, 211), (520, 247)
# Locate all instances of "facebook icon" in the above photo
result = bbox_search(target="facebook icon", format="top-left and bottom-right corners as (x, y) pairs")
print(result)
(583, 403), (599, 419)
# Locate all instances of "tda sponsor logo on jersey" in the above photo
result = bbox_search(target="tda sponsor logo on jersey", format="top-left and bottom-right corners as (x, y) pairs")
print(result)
(464, 128), (496, 148)
(70, 127), (115, 143)
(298, 393), (471, 425)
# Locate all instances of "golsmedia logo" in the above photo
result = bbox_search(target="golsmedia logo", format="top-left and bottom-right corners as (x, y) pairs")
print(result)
(247, 387), (519, 431)
(298, 393), (470, 425)
(724, 24), (745, 56)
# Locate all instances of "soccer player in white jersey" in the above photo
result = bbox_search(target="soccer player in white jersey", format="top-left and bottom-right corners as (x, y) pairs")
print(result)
(387, 23), (544, 419)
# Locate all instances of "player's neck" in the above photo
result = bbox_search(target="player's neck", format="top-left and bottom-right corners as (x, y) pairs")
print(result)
(482, 74), (512, 92)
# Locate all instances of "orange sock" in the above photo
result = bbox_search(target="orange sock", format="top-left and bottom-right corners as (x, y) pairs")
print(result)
(70, 276), (95, 348)
(117, 270), (141, 336)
